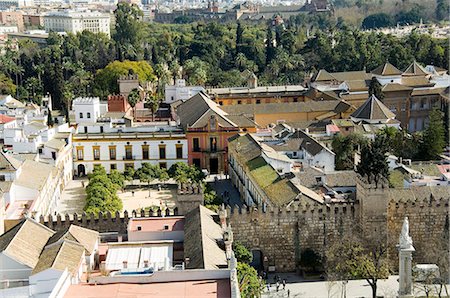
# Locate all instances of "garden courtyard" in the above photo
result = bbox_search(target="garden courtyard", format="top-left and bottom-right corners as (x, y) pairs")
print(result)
(57, 178), (178, 215)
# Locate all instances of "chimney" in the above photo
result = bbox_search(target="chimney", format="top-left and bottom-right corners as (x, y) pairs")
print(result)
(122, 261), (128, 269)
(144, 260), (149, 268)
(247, 73), (258, 89)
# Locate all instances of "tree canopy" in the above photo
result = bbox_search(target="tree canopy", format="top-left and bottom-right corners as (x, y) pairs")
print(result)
(420, 109), (446, 160)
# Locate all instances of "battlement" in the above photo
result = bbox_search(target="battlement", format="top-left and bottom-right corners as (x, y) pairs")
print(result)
(227, 201), (358, 220)
(177, 182), (202, 195)
(38, 208), (179, 236)
(73, 97), (100, 105)
(389, 197), (449, 210)
(118, 74), (139, 81)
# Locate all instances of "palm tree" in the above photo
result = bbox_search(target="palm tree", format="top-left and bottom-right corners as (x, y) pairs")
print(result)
(127, 88), (141, 119)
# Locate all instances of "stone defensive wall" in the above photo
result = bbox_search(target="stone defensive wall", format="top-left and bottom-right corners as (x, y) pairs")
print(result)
(227, 202), (359, 272)
(38, 208), (180, 240)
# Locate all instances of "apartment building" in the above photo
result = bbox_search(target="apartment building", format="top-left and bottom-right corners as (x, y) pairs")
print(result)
(72, 97), (187, 176)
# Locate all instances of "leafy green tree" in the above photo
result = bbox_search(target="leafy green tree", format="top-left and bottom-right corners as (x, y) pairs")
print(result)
(326, 231), (389, 298)
(136, 163), (161, 196)
(237, 262), (263, 298)
(396, 5), (426, 25)
(47, 109), (54, 127)
(124, 166), (135, 182)
(0, 73), (16, 95)
(233, 242), (253, 264)
(368, 77), (384, 99)
(168, 162), (205, 183)
(420, 109), (446, 160)
(113, 3), (144, 60)
(332, 133), (368, 170)
(182, 57), (208, 85)
(357, 134), (389, 185)
(362, 13), (394, 29)
(93, 60), (155, 98)
(84, 165), (123, 213)
(109, 169), (125, 190)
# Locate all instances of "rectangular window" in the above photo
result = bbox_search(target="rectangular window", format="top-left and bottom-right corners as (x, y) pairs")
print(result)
(110, 164), (117, 171)
(176, 145), (183, 159)
(109, 146), (116, 160)
(210, 137), (217, 152)
(159, 162), (167, 169)
(0, 175), (5, 181)
(76, 147), (84, 160)
(125, 163), (134, 170)
(87, 112), (91, 118)
(93, 146), (100, 161)
(125, 145), (133, 160)
(79, 112), (83, 118)
(193, 138), (200, 152)
(51, 152), (56, 160)
(142, 145), (149, 160)
(100, 126), (104, 133)
(159, 145), (166, 159)
(84, 127), (88, 133)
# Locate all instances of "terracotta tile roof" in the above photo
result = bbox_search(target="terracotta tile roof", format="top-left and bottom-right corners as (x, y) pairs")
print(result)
(351, 95), (395, 120)
(0, 218), (55, 268)
(184, 206), (228, 270)
(177, 92), (238, 129)
(32, 239), (85, 275)
(0, 114), (15, 124)
(46, 225), (99, 255)
(371, 62), (402, 76)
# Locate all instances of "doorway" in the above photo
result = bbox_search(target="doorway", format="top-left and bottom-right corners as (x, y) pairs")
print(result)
(209, 158), (218, 174)
(250, 249), (263, 272)
(77, 164), (86, 177)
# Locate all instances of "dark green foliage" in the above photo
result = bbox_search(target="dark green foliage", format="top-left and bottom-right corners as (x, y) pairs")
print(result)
(46, 109), (54, 127)
(357, 134), (390, 184)
(300, 248), (322, 271)
(395, 5), (426, 25)
(113, 2), (144, 60)
(436, 0), (449, 21)
(84, 165), (123, 214)
(362, 13), (394, 29)
(332, 133), (368, 170)
(168, 162), (205, 183)
(109, 170), (125, 190)
(233, 242), (253, 264)
(420, 109), (446, 160)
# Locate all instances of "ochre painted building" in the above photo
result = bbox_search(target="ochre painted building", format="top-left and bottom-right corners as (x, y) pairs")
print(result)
(176, 92), (256, 174)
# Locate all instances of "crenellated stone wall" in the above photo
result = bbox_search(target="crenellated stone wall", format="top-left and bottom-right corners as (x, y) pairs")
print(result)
(228, 203), (358, 272)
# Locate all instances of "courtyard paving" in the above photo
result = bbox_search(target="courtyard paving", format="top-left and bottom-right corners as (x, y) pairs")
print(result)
(56, 179), (179, 215)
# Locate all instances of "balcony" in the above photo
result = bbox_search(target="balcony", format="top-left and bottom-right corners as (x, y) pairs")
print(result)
(123, 155), (135, 160)
(193, 147), (201, 153)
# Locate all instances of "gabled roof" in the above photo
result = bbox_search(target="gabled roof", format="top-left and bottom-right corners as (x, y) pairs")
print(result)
(267, 130), (332, 156)
(371, 62), (402, 76)
(44, 138), (66, 151)
(32, 239), (85, 275)
(403, 61), (429, 76)
(351, 95), (395, 120)
(46, 225), (99, 255)
(0, 218), (55, 268)
(177, 92), (238, 129)
(184, 206), (228, 270)
(14, 160), (54, 190)
(313, 69), (336, 82)
(0, 151), (23, 171)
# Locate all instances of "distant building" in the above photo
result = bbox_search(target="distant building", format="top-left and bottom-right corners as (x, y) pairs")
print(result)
(0, 11), (23, 32)
(164, 79), (205, 104)
(43, 10), (111, 36)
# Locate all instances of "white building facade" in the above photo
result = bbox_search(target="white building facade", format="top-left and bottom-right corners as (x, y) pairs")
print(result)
(164, 79), (205, 104)
(72, 97), (188, 176)
(43, 10), (111, 36)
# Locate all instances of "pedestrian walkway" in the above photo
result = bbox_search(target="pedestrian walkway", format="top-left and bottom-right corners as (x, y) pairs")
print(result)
(261, 274), (401, 298)
(56, 178), (87, 214)
(207, 175), (243, 207)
